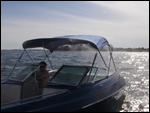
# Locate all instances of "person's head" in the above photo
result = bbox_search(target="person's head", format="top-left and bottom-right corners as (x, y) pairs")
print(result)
(39, 61), (47, 72)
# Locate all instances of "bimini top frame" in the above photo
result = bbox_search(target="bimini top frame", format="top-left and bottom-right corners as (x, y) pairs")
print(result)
(23, 35), (116, 73)
(22, 35), (114, 68)
(8, 35), (116, 79)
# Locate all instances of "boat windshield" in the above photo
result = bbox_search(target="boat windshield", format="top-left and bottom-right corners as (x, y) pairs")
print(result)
(49, 65), (89, 86)
(8, 65), (38, 82)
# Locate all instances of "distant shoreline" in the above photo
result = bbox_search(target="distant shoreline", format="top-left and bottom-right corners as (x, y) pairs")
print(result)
(113, 47), (149, 52)
(1, 47), (149, 52)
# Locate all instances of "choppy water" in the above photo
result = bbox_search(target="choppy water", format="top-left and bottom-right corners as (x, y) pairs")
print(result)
(1, 50), (149, 112)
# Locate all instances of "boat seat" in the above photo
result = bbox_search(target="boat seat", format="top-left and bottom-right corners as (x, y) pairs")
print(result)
(22, 79), (39, 102)
(48, 70), (57, 80)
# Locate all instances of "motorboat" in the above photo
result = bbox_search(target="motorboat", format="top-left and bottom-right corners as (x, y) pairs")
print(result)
(1, 35), (126, 112)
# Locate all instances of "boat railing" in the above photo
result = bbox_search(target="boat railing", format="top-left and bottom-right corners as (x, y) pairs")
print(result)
(1, 89), (70, 107)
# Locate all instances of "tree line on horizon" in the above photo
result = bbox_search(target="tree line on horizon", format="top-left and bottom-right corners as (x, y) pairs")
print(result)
(113, 47), (149, 52)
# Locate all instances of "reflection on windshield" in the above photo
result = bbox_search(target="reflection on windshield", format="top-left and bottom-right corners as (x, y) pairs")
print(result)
(9, 66), (38, 81)
(82, 67), (97, 83)
(50, 66), (89, 86)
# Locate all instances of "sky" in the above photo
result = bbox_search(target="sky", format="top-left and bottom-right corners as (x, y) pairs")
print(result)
(1, 1), (149, 49)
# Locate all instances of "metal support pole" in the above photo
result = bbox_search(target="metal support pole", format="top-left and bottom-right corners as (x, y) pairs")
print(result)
(106, 47), (117, 77)
(98, 50), (108, 68)
(106, 52), (112, 77)
(43, 48), (54, 70)
(8, 50), (25, 79)
(109, 45), (117, 72)
(25, 49), (36, 64)
(87, 52), (97, 83)
(110, 52), (117, 71)
(43, 51), (50, 61)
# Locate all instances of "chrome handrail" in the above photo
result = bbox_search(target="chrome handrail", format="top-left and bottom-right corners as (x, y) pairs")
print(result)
(1, 89), (70, 107)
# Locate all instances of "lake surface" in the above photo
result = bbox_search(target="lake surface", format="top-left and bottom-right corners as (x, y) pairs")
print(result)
(1, 50), (149, 112)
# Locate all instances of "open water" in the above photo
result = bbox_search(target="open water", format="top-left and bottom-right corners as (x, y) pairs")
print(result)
(1, 50), (149, 112)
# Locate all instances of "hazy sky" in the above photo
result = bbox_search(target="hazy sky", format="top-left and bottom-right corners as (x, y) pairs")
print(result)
(1, 1), (149, 49)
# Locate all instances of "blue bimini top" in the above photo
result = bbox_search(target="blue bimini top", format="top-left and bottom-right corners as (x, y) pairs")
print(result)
(22, 35), (113, 52)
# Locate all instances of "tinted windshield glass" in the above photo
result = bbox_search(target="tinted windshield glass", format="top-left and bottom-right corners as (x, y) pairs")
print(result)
(9, 65), (38, 81)
(50, 66), (89, 86)
(82, 67), (97, 83)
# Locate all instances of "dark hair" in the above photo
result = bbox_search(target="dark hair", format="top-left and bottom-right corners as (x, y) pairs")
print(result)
(39, 61), (47, 66)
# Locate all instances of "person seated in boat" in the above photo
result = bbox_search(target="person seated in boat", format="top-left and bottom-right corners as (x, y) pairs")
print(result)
(32, 61), (50, 95)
